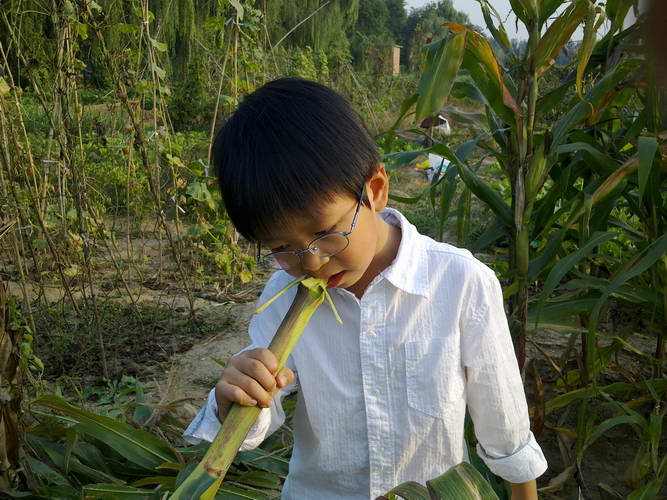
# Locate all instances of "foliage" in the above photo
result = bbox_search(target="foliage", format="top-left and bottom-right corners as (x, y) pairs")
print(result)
(387, 0), (666, 495)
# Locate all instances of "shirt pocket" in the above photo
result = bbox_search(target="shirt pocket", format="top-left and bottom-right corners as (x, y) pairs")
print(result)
(404, 337), (464, 419)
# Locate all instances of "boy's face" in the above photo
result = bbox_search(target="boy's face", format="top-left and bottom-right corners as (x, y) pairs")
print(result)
(261, 166), (395, 292)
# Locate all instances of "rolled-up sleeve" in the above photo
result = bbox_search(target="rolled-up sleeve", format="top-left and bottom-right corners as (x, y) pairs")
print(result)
(461, 266), (547, 483)
(183, 384), (294, 451)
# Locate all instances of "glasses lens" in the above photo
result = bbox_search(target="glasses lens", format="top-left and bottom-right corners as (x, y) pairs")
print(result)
(309, 233), (348, 257)
(265, 252), (300, 270)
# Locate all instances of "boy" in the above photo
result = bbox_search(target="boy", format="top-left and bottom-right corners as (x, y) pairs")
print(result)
(185, 78), (547, 499)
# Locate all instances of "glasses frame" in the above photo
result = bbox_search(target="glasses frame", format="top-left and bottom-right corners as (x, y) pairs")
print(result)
(258, 184), (366, 269)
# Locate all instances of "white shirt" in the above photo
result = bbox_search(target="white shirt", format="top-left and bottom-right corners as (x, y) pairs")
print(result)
(184, 208), (548, 498)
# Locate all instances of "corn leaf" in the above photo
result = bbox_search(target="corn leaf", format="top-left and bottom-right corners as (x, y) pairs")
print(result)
(556, 142), (618, 176)
(478, 1), (511, 51)
(445, 23), (519, 125)
(546, 379), (667, 415)
(576, 5), (604, 98)
(31, 395), (177, 470)
(27, 434), (122, 485)
(637, 136), (658, 204)
(81, 483), (159, 499)
(533, 231), (616, 325)
(415, 32), (466, 122)
(536, 80), (573, 119)
(508, 0), (538, 25)
(377, 481), (430, 499)
(430, 143), (513, 227)
(605, 0), (634, 33)
(390, 93), (418, 131)
(534, 0), (589, 77)
(540, 0), (566, 25)
(551, 58), (640, 148)
(589, 233), (667, 328)
(426, 463), (499, 499)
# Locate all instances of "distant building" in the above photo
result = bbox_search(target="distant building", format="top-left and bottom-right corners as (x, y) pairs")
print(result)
(392, 45), (401, 75)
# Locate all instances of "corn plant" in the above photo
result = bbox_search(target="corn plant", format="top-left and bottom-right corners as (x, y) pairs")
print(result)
(387, 0), (665, 379)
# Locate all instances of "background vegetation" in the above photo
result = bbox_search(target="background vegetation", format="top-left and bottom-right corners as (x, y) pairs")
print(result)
(0, 0), (665, 498)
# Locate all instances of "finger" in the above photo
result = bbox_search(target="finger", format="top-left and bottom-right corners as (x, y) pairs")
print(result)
(245, 348), (279, 374)
(236, 356), (278, 393)
(225, 370), (273, 408)
(275, 367), (295, 389)
(216, 380), (257, 407)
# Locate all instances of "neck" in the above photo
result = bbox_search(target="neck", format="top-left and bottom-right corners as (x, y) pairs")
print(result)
(346, 214), (401, 299)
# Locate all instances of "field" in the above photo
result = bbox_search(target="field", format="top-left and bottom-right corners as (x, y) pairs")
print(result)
(0, 0), (666, 498)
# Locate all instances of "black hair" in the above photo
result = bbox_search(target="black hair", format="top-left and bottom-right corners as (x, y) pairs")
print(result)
(212, 77), (380, 242)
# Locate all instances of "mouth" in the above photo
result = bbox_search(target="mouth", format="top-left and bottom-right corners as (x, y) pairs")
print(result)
(326, 271), (346, 288)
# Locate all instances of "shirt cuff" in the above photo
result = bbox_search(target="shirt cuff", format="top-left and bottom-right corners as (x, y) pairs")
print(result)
(476, 431), (548, 483)
(182, 388), (271, 449)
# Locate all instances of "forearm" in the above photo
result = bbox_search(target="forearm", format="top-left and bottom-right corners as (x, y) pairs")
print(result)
(511, 479), (537, 500)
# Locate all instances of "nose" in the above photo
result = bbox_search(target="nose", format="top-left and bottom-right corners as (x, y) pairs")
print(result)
(299, 252), (329, 274)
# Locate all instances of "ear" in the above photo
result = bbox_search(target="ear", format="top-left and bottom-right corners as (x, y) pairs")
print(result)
(366, 163), (390, 213)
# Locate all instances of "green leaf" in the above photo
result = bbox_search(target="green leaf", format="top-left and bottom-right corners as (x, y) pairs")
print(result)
(187, 181), (216, 211)
(551, 58), (640, 148)
(445, 24), (519, 125)
(540, 0), (566, 24)
(576, 5), (603, 98)
(81, 483), (159, 499)
(379, 481), (430, 499)
(25, 456), (71, 487)
(149, 38), (168, 52)
(534, 231), (616, 324)
(27, 434), (122, 485)
(431, 144), (513, 228)
(151, 63), (166, 79)
(590, 234), (667, 327)
(31, 395), (177, 470)
(546, 379), (667, 415)
(426, 462), (499, 499)
(390, 94), (418, 131)
(478, 1), (511, 51)
(235, 449), (289, 476)
(415, 32), (466, 123)
(508, 0), (538, 25)
(534, 0), (589, 77)
(637, 136), (658, 204)
(556, 142), (618, 176)
(579, 414), (644, 462)
(536, 80), (573, 119)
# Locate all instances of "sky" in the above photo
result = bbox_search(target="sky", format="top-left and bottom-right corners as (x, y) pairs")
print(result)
(403, 0), (639, 40)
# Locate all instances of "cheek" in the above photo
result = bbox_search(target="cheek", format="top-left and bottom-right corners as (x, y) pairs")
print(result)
(337, 229), (377, 269)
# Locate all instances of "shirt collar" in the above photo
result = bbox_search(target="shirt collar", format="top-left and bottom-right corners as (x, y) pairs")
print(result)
(377, 208), (430, 298)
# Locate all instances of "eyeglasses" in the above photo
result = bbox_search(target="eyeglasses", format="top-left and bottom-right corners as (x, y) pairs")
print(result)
(258, 184), (365, 271)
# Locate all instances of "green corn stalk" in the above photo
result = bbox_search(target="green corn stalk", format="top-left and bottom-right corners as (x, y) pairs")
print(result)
(170, 277), (340, 499)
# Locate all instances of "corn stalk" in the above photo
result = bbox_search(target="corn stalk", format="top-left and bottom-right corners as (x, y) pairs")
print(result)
(171, 277), (339, 498)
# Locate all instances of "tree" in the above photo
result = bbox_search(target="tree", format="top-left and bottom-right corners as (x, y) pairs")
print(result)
(386, 0), (407, 43)
(402, 0), (469, 69)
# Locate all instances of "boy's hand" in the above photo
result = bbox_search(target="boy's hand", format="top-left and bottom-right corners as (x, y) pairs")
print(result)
(214, 348), (295, 422)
